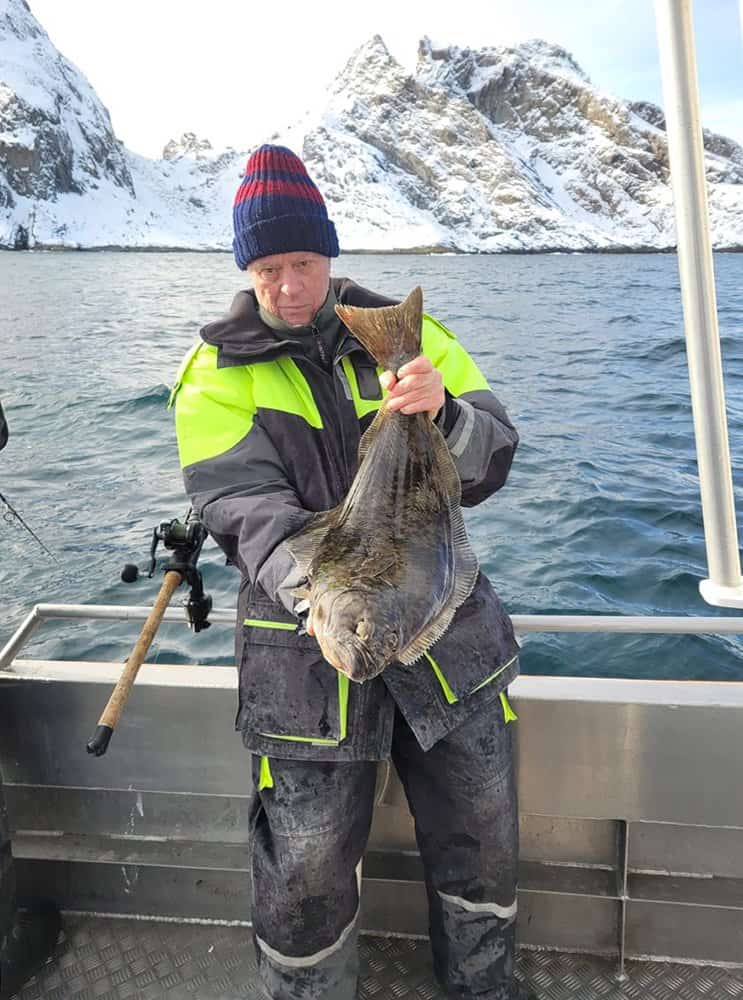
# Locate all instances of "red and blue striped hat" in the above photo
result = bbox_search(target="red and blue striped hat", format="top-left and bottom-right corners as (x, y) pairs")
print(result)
(232, 144), (339, 270)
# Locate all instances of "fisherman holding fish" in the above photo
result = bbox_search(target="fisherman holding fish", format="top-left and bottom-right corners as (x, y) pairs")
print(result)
(0, 398), (62, 999)
(172, 146), (535, 1000)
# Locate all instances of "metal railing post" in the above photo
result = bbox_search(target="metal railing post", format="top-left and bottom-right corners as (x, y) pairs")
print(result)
(654, 0), (743, 607)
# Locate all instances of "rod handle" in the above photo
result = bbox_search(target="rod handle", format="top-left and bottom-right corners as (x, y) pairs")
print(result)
(85, 570), (182, 756)
(86, 725), (113, 756)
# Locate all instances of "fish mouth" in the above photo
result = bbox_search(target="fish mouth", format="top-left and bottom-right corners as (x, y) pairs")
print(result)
(320, 633), (384, 683)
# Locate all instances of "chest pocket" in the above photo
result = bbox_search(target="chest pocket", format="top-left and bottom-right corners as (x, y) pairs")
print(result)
(341, 355), (384, 420)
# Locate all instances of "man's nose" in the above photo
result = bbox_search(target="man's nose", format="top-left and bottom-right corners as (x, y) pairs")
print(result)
(280, 274), (303, 296)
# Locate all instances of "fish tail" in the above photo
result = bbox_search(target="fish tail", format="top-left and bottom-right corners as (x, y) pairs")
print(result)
(335, 286), (423, 371)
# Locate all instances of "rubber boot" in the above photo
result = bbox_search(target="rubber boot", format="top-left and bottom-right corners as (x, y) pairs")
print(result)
(0, 901), (61, 999)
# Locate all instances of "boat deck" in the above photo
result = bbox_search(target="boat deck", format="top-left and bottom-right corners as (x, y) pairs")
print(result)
(10, 914), (743, 1000)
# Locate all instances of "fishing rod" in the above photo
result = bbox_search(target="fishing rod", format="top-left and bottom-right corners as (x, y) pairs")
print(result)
(0, 489), (59, 563)
(86, 510), (212, 757)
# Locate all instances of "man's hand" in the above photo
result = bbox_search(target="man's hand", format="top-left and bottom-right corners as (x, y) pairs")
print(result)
(380, 355), (444, 420)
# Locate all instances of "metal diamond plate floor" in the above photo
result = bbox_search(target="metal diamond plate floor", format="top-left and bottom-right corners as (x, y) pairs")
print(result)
(8, 915), (743, 1000)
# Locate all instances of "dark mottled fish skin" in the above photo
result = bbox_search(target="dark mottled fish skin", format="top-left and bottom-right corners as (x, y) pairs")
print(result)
(287, 287), (478, 683)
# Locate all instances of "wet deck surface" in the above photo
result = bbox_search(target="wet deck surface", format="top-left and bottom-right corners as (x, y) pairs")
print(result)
(9, 914), (743, 999)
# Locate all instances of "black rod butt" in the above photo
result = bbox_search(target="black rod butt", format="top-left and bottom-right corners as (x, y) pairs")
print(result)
(86, 725), (114, 756)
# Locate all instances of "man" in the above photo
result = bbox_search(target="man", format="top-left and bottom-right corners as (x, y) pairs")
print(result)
(0, 398), (61, 1000)
(172, 145), (534, 1000)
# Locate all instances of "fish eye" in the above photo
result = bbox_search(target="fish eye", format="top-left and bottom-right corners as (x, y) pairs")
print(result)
(384, 631), (398, 650)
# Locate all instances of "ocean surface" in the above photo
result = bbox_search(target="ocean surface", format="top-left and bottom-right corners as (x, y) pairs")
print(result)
(1, 250), (743, 681)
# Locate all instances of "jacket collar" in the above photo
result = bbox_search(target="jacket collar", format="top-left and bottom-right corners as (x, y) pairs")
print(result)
(201, 277), (397, 369)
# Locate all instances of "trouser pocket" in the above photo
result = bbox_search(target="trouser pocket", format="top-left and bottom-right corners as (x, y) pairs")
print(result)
(238, 612), (350, 746)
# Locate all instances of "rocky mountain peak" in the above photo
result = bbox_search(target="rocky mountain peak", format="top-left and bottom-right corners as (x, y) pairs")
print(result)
(416, 35), (590, 97)
(162, 132), (214, 161)
(330, 33), (409, 102)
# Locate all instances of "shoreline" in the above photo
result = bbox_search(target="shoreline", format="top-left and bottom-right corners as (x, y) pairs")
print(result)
(2, 244), (742, 255)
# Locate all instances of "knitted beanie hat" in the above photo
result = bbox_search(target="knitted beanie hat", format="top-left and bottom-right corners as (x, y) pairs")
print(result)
(232, 145), (340, 270)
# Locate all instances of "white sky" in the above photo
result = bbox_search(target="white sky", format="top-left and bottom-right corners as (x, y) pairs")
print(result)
(26, 0), (743, 159)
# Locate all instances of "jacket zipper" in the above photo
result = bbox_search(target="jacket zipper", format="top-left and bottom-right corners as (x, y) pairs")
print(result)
(293, 352), (354, 499)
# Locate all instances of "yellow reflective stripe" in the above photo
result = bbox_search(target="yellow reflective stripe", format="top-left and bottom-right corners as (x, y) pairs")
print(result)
(175, 343), (255, 468)
(470, 654), (519, 694)
(338, 673), (349, 741)
(258, 755), (274, 790)
(244, 618), (298, 631)
(259, 732), (339, 746)
(254, 357), (323, 428)
(421, 314), (490, 398)
(424, 651), (459, 705)
(500, 691), (518, 723)
(174, 351), (323, 470)
(168, 340), (202, 409)
(341, 356), (385, 419)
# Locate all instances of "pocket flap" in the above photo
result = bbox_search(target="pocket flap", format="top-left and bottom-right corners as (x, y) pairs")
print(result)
(243, 609), (319, 652)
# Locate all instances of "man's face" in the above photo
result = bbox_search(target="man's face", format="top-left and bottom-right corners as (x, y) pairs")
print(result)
(249, 251), (331, 327)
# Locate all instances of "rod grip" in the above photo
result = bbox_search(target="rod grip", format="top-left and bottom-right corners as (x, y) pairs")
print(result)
(86, 724), (113, 756)
(86, 571), (182, 757)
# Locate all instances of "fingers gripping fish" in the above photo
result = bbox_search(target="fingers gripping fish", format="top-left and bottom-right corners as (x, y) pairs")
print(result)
(285, 287), (479, 683)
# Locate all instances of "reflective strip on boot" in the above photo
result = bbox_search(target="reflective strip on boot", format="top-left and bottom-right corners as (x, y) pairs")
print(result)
(437, 889), (518, 921)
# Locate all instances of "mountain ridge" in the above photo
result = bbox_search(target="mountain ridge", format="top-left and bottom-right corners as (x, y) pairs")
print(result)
(1, 0), (741, 253)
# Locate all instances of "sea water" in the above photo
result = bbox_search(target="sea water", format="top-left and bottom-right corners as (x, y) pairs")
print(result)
(1, 250), (742, 680)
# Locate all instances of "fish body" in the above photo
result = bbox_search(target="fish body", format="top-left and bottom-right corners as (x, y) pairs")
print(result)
(286, 287), (478, 682)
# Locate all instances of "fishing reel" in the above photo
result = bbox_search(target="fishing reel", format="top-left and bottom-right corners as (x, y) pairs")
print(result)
(121, 511), (212, 632)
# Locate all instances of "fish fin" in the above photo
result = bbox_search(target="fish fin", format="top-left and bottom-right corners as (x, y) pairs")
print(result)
(447, 496), (480, 608)
(397, 602), (460, 665)
(397, 427), (479, 665)
(396, 515), (478, 665)
(357, 402), (388, 464)
(428, 419), (463, 505)
(397, 508), (479, 666)
(284, 509), (340, 577)
(335, 287), (423, 372)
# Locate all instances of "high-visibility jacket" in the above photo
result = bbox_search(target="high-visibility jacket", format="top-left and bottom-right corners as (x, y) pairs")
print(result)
(171, 278), (520, 761)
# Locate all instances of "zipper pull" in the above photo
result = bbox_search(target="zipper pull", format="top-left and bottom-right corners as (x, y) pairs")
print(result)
(311, 324), (330, 368)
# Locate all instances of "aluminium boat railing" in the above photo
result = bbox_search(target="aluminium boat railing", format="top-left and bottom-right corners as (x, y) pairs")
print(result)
(4, 603), (743, 672)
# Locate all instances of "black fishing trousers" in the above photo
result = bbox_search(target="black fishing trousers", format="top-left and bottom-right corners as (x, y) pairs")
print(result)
(248, 699), (520, 1000)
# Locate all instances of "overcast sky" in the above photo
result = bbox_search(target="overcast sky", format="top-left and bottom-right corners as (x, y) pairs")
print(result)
(27, 0), (743, 159)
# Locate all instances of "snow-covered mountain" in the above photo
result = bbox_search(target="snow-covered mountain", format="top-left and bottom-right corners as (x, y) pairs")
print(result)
(1, 0), (742, 252)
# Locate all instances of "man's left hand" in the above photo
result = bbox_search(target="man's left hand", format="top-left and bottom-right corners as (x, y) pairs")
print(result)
(380, 356), (444, 420)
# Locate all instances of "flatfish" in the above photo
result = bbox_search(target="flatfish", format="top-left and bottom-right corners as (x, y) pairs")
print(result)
(286, 286), (478, 682)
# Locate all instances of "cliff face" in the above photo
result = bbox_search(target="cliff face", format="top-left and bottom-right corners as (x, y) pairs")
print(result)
(0, 0), (134, 247)
(1, 1), (742, 252)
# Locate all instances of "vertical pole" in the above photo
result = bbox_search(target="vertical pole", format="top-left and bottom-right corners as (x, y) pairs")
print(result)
(615, 820), (629, 982)
(654, 0), (743, 607)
